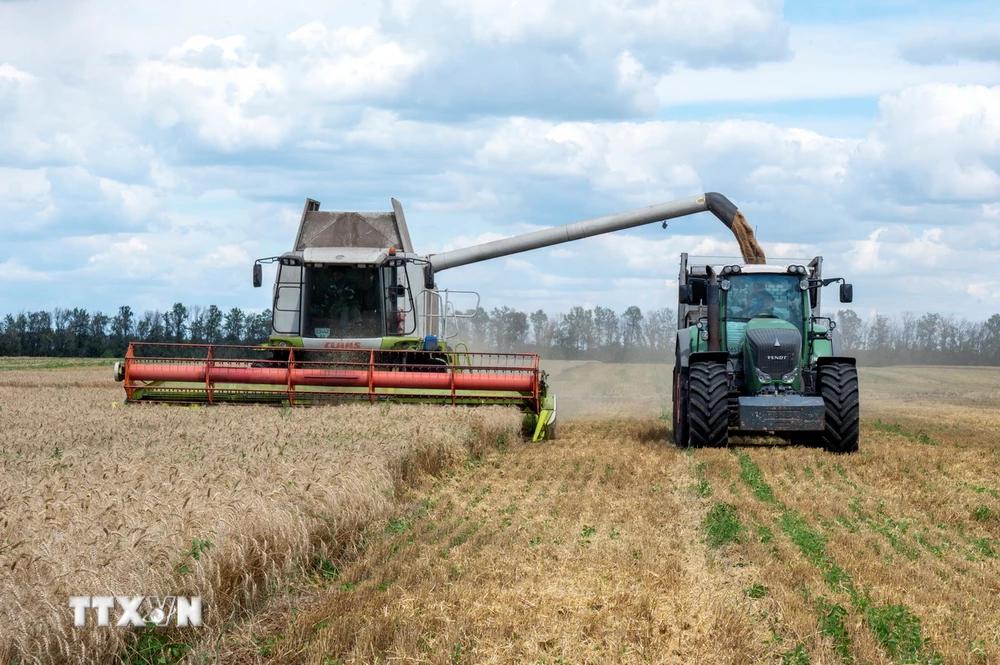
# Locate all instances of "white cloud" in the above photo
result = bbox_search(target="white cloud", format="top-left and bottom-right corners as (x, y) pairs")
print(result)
(0, 167), (50, 201)
(130, 35), (289, 150)
(899, 26), (1000, 65)
(98, 178), (159, 222)
(849, 228), (894, 275)
(290, 23), (426, 102)
(423, 0), (789, 68)
(0, 63), (35, 83)
(850, 83), (1000, 201)
(474, 116), (854, 207)
(967, 280), (1000, 303)
(201, 244), (250, 268)
(87, 237), (150, 279)
(0, 258), (53, 281)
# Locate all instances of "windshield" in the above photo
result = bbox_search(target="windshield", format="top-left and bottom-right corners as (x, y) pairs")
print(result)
(725, 274), (804, 330)
(304, 265), (393, 339)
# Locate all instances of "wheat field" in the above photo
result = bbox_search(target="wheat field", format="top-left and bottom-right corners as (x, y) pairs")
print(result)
(1, 360), (999, 663)
(0, 364), (520, 664)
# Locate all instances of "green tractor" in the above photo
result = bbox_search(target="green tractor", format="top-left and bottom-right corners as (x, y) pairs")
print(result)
(672, 254), (859, 452)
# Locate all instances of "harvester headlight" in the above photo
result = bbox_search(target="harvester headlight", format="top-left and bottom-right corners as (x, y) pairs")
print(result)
(781, 368), (799, 384)
(756, 368), (772, 383)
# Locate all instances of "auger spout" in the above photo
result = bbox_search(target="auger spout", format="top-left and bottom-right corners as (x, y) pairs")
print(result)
(424, 192), (765, 285)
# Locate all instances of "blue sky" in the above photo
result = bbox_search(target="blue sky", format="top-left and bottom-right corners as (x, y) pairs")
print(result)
(1, 0), (1000, 321)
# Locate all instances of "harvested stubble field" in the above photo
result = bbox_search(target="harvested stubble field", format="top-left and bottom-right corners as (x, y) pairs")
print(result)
(2, 360), (1000, 664)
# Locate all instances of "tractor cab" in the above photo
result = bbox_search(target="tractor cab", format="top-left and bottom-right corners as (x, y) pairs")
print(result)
(718, 264), (811, 395)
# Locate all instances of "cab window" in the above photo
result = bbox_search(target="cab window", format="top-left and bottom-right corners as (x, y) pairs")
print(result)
(725, 274), (804, 329)
(304, 266), (384, 339)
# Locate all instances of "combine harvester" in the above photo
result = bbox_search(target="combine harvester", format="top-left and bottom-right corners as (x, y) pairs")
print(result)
(114, 193), (856, 449)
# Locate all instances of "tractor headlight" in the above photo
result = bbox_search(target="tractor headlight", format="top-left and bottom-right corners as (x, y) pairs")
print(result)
(781, 368), (798, 384)
(799, 279), (809, 291)
(700, 330), (710, 341)
(756, 368), (772, 383)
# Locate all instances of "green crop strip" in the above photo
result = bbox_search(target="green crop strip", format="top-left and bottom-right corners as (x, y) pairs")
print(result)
(693, 457), (804, 662)
(815, 596), (853, 662)
(703, 503), (745, 548)
(869, 420), (939, 446)
(692, 460), (713, 498)
(846, 498), (921, 562)
(736, 452), (943, 664)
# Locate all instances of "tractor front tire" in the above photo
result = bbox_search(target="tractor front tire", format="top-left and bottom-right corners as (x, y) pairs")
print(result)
(688, 361), (729, 448)
(672, 364), (689, 448)
(818, 363), (860, 453)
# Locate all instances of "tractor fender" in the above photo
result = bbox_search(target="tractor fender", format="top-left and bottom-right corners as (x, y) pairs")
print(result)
(690, 351), (728, 366)
(815, 356), (856, 366)
(675, 328), (693, 367)
(677, 328), (728, 367)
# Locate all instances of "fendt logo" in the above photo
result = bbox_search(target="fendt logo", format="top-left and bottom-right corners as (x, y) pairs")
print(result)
(69, 596), (202, 627)
(766, 355), (788, 361)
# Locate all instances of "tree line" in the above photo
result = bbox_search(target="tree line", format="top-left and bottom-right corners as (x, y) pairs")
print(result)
(1, 303), (999, 366)
(834, 310), (1000, 366)
(455, 305), (677, 363)
(0, 305), (272, 358)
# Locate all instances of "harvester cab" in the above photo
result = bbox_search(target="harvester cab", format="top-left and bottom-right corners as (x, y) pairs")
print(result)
(673, 254), (859, 452)
(251, 198), (465, 357)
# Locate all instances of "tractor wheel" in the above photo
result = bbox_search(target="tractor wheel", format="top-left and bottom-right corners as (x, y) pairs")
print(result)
(688, 361), (729, 448)
(818, 363), (860, 453)
(672, 364), (689, 448)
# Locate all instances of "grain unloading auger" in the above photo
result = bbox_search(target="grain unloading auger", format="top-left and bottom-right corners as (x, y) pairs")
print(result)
(115, 193), (757, 441)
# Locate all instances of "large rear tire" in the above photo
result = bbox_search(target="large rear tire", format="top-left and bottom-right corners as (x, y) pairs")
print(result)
(672, 364), (689, 448)
(818, 363), (860, 453)
(688, 361), (729, 448)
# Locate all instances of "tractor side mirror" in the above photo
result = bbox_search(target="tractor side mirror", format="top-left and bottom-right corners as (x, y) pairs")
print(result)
(678, 284), (693, 305)
(839, 283), (853, 303)
(253, 263), (263, 288)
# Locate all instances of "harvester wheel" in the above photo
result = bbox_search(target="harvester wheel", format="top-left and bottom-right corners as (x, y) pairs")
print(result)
(688, 361), (729, 448)
(672, 364), (689, 447)
(818, 363), (860, 453)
